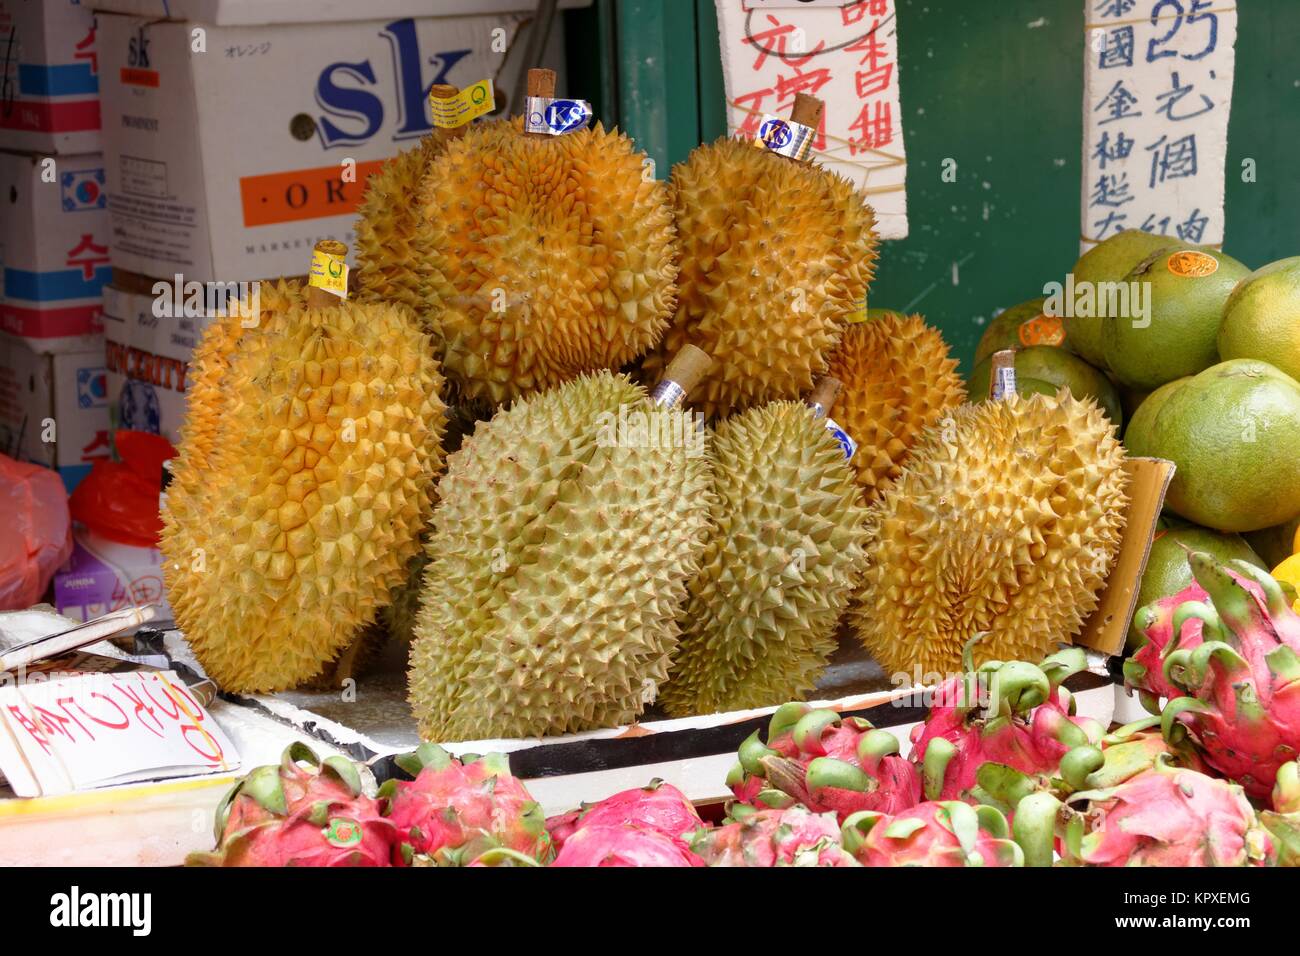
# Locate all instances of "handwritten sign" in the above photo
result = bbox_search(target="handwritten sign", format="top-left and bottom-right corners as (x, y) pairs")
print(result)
(0, 670), (238, 796)
(1080, 1), (1237, 252)
(714, 0), (908, 238)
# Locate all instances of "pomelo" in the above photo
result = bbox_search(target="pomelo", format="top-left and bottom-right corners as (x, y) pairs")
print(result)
(866, 307), (908, 323)
(968, 345), (1122, 427)
(1065, 230), (1183, 368)
(1121, 376), (1189, 452)
(1218, 256), (1300, 383)
(1126, 523), (1266, 650)
(1129, 358), (1300, 532)
(1103, 247), (1251, 390)
(974, 297), (1070, 365)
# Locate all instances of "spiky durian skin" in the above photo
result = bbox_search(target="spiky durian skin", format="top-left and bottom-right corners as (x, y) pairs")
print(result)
(643, 137), (878, 420)
(851, 392), (1128, 681)
(418, 120), (678, 406)
(161, 294), (446, 693)
(825, 313), (966, 503)
(409, 372), (712, 741)
(355, 136), (444, 327)
(660, 402), (868, 716)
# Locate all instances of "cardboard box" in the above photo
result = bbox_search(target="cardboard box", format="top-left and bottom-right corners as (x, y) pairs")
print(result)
(0, 0), (101, 154)
(94, 4), (566, 281)
(0, 333), (110, 490)
(53, 527), (170, 623)
(102, 271), (210, 444)
(0, 149), (110, 353)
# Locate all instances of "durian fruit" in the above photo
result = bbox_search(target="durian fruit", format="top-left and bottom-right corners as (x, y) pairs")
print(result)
(660, 384), (869, 716)
(643, 94), (878, 420)
(162, 243), (446, 693)
(355, 84), (478, 329)
(824, 313), (966, 503)
(852, 391), (1129, 681)
(409, 356), (714, 741)
(417, 69), (678, 406)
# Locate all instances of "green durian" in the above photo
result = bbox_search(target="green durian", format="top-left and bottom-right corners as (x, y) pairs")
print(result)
(660, 400), (869, 716)
(408, 371), (713, 740)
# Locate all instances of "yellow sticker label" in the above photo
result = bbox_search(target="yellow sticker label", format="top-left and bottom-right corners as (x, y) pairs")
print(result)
(848, 297), (869, 323)
(309, 248), (349, 298)
(1167, 250), (1219, 278)
(430, 79), (495, 130)
(1018, 313), (1066, 347)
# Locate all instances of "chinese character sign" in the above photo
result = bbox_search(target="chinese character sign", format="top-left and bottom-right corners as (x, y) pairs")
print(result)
(714, 0), (908, 238)
(1081, 0), (1237, 252)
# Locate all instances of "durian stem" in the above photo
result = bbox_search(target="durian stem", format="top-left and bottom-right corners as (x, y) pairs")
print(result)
(307, 239), (348, 308)
(524, 68), (557, 139)
(651, 344), (712, 407)
(988, 350), (1017, 401)
(806, 376), (842, 419)
(430, 84), (467, 144)
(789, 93), (824, 131)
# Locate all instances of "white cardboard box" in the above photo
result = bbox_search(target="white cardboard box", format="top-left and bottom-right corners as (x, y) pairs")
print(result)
(94, 6), (565, 281)
(0, 149), (110, 354)
(0, 333), (110, 491)
(102, 276), (209, 445)
(0, 0), (101, 154)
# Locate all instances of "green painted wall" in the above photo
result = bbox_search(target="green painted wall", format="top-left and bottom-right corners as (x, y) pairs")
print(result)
(569, 0), (1300, 375)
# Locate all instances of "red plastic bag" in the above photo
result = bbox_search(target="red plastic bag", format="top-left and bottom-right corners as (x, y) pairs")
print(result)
(0, 454), (73, 611)
(68, 431), (177, 548)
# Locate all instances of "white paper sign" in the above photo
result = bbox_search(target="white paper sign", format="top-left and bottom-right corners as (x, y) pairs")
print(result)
(715, 0), (908, 238)
(0, 669), (238, 796)
(1081, 0), (1238, 252)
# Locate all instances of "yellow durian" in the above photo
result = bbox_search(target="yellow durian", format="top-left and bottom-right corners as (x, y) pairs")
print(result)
(824, 313), (966, 503)
(162, 249), (446, 692)
(643, 95), (877, 420)
(851, 391), (1129, 682)
(417, 70), (678, 406)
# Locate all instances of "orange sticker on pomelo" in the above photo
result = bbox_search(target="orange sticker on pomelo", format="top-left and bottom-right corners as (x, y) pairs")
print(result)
(1167, 251), (1219, 278)
(1018, 313), (1066, 347)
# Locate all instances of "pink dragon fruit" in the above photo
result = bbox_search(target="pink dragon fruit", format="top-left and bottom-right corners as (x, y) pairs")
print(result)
(188, 743), (397, 867)
(690, 807), (858, 867)
(380, 744), (553, 866)
(551, 824), (704, 866)
(840, 801), (1022, 867)
(1260, 761), (1300, 867)
(1125, 581), (1209, 710)
(546, 780), (702, 851)
(911, 641), (1104, 804)
(1155, 552), (1300, 799)
(1017, 759), (1275, 867)
(727, 702), (921, 823)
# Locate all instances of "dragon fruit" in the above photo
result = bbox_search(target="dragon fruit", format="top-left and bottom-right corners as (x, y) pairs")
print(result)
(546, 780), (702, 851)
(1155, 552), (1300, 799)
(1015, 759), (1274, 867)
(911, 640), (1103, 804)
(188, 743), (396, 867)
(1260, 761), (1300, 867)
(379, 744), (553, 866)
(840, 801), (1022, 867)
(552, 824), (703, 866)
(690, 807), (858, 867)
(1124, 580), (1209, 710)
(727, 702), (921, 823)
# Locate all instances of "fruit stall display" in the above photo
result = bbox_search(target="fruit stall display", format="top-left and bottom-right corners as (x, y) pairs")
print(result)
(124, 67), (1300, 867)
